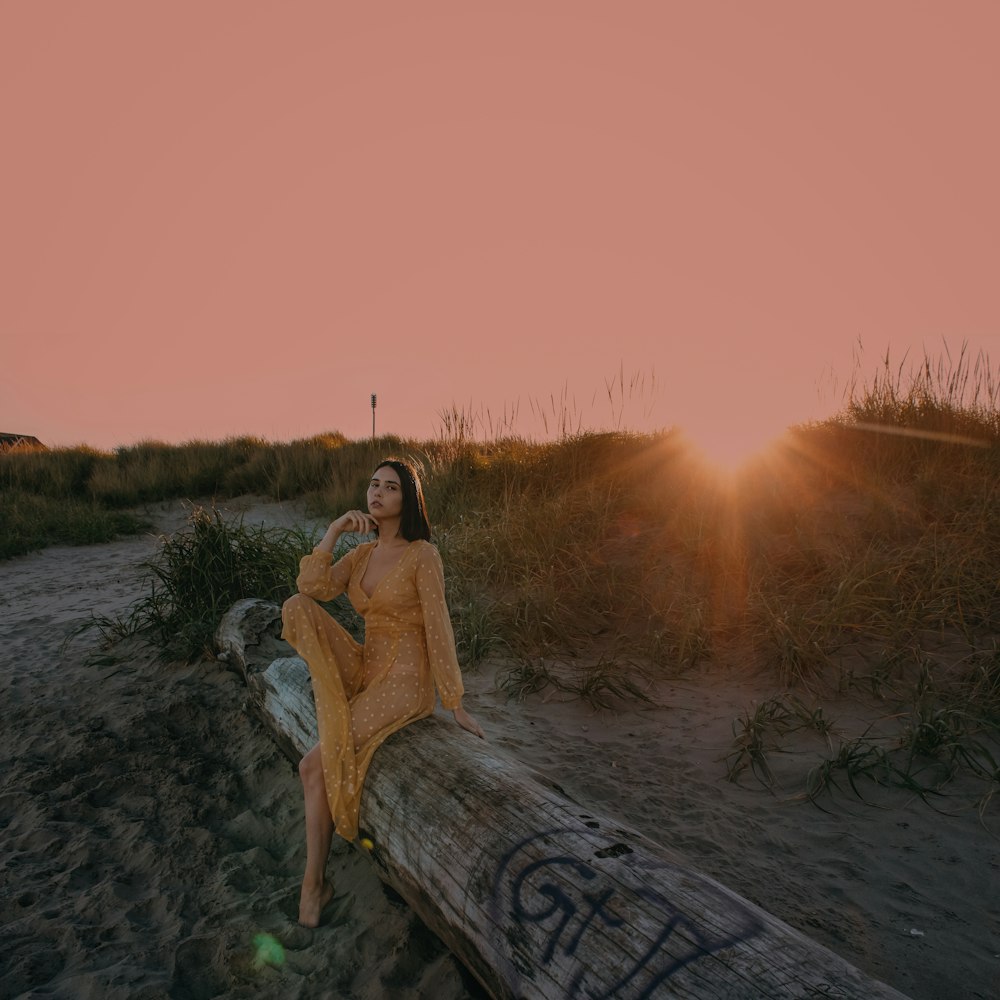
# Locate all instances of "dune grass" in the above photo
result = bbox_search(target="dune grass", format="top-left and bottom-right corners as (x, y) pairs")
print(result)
(0, 490), (149, 559)
(4, 349), (999, 674)
(83, 506), (314, 661)
(4, 347), (999, 811)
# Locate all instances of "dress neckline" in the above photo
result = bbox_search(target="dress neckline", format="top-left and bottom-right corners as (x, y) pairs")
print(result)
(357, 540), (414, 599)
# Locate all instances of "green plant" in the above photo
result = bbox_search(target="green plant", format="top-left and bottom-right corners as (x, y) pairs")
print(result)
(0, 490), (148, 558)
(724, 698), (795, 787)
(644, 600), (714, 670)
(899, 701), (999, 787)
(805, 736), (897, 806)
(496, 654), (652, 710)
(724, 694), (835, 788)
(497, 659), (554, 702)
(573, 655), (653, 711)
(963, 642), (1000, 720)
(451, 595), (505, 669)
(84, 506), (314, 660)
(754, 600), (833, 688)
(784, 694), (836, 746)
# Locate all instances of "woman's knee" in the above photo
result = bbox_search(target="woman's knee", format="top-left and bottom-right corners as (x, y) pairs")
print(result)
(298, 745), (323, 786)
(282, 593), (318, 627)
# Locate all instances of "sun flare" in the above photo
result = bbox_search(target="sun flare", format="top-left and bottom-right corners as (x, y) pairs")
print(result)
(680, 422), (786, 475)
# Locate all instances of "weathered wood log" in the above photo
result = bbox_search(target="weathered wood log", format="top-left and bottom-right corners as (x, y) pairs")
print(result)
(215, 597), (284, 683)
(217, 604), (910, 1000)
(215, 599), (319, 762)
(245, 656), (319, 763)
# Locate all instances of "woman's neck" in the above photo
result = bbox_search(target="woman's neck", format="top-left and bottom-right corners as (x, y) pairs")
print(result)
(375, 518), (405, 546)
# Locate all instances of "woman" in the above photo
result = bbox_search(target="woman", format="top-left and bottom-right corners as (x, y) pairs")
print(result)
(281, 458), (484, 927)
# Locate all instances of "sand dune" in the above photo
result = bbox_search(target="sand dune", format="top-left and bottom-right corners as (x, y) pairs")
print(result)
(1, 498), (995, 999)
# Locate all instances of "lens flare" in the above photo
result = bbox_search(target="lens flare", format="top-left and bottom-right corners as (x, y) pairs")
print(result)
(851, 421), (990, 447)
(681, 422), (784, 475)
(253, 933), (285, 969)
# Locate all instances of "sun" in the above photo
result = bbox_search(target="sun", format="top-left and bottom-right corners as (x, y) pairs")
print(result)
(680, 421), (786, 475)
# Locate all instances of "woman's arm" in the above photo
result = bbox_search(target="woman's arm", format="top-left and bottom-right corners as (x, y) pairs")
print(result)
(314, 510), (376, 554)
(295, 511), (375, 600)
(414, 543), (485, 739)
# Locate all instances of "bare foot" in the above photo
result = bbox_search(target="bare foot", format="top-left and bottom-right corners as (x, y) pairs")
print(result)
(298, 878), (335, 928)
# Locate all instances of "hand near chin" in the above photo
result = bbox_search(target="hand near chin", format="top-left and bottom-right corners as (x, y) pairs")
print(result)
(332, 510), (377, 535)
(453, 704), (485, 739)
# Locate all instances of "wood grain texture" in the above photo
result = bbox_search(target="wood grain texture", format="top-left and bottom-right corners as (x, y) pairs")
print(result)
(215, 597), (283, 682)
(245, 656), (318, 764)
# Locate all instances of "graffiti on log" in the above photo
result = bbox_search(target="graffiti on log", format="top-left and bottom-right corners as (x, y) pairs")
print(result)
(489, 827), (763, 998)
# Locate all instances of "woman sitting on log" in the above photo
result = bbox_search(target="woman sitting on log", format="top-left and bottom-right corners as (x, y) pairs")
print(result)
(281, 458), (485, 927)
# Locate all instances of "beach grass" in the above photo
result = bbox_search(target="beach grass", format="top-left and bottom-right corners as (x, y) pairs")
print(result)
(0, 490), (149, 559)
(3, 348), (999, 808)
(83, 506), (314, 661)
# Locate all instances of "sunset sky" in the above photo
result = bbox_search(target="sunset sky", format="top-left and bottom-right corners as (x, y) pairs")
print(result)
(3, 2), (998, 466)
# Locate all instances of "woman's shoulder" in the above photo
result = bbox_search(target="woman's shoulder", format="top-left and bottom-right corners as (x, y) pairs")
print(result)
(409, 538), (441, 561)
(337, 538), (375, 562)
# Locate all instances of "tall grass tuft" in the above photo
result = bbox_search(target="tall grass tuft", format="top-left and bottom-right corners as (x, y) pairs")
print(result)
(86, 506), (314, 661)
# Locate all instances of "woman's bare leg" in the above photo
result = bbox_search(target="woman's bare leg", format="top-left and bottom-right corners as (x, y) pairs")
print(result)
(298, 743), (336, 927)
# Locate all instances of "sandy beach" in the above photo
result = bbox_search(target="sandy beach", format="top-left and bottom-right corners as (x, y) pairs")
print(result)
(1, 498), (997, 999)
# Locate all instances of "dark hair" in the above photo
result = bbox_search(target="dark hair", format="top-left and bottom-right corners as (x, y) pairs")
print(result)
(371, 458), (431, 542)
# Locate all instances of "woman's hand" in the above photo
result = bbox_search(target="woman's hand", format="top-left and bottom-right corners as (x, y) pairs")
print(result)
(315, 510), (376, 554)
(453, 705), (485, 739)
(331, 510), (377, 536)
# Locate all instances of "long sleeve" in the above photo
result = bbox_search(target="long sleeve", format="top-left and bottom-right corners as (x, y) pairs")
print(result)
(414, 543), (464, 710)
(295, 545), (360, 602)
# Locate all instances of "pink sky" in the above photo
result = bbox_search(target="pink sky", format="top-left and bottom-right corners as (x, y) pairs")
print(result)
(3, 1), (999, 466)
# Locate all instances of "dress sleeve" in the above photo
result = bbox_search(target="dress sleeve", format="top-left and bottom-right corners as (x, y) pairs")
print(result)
(295, 545), (358, 601)
(414, 543), (465, 710)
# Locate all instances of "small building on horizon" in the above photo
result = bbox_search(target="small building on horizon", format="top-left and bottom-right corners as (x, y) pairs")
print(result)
(0, 433), (47, 452)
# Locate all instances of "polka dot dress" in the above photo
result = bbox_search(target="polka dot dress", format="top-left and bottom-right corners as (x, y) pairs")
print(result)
(280, 540), (463, 842)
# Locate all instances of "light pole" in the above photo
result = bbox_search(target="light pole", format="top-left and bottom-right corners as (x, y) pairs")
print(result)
(371, 393), (377, 441)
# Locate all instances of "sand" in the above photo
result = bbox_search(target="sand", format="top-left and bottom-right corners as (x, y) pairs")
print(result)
(1, 497), (997, 999)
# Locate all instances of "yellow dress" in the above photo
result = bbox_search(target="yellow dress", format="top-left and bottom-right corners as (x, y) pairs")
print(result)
(280, 539), (464, 842)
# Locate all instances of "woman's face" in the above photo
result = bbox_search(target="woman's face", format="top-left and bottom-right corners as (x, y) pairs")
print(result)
(367, 466), (404, 521)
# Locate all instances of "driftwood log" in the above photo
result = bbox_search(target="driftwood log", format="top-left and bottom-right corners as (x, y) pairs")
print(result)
(216, 599), (910, 1000)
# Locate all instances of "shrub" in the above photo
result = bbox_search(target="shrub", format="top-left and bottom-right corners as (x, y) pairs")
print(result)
(87, 506), (314, 660)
